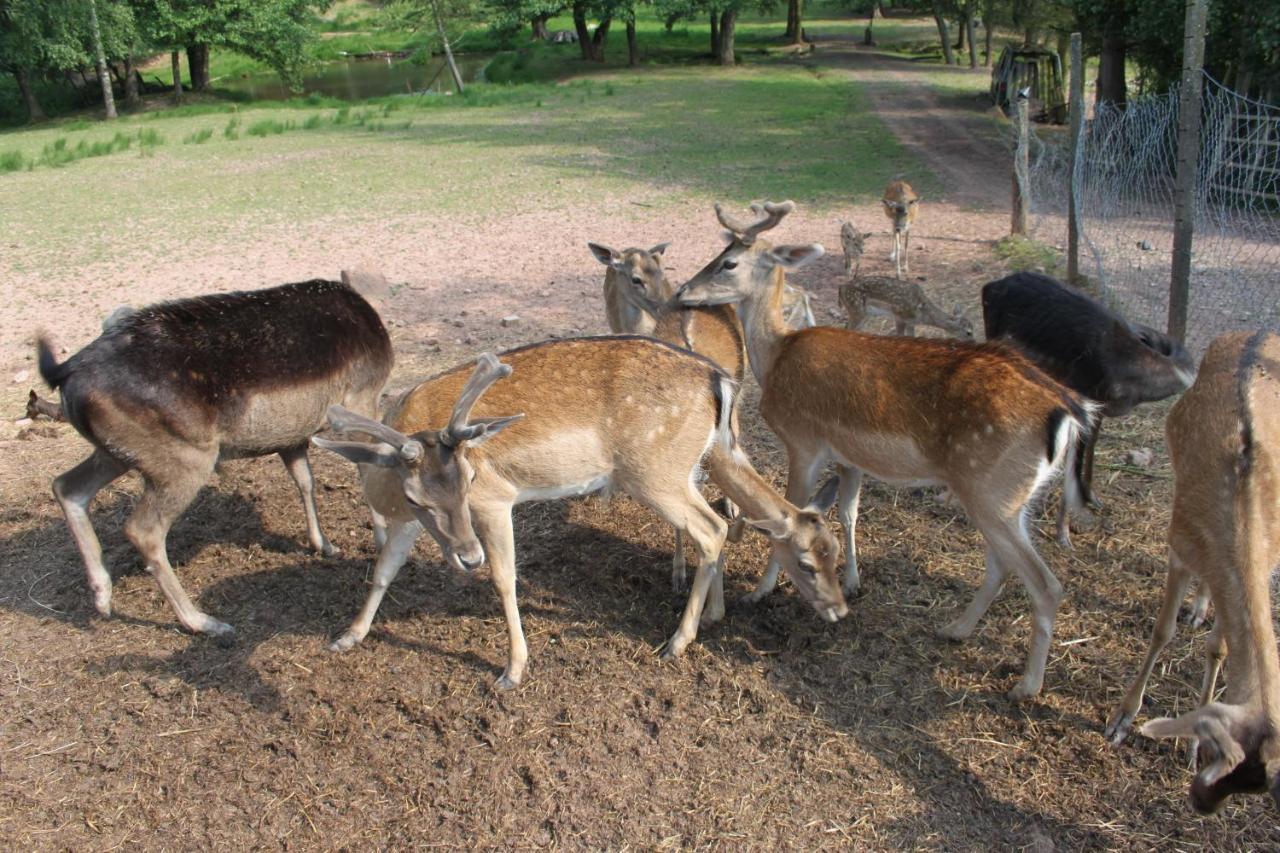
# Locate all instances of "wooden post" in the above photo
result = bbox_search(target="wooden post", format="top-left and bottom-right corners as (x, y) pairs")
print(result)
(1168, 0), (1208, 343)
(1067, 32), (1083, 284)
(1011, 96), (1029, 236)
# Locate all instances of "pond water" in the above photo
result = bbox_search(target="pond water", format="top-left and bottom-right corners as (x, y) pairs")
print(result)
(218, 54), (494, 101)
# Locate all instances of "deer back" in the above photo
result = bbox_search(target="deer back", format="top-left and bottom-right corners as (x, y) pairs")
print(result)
(387, 336), (733, 492)
(651, 304), (747, 382)
(40, 279), (392, 461)
(761, 327), (1085, 475)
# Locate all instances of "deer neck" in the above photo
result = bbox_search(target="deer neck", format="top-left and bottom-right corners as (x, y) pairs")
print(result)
(738, 267), (792, 386)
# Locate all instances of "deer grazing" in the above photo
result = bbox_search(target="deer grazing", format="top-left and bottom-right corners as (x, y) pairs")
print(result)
(676, 200), (1093, 698)
(982, 272), (1197, 547)
(882, 180), (919, 280)
(1103, 331), (1280, 813)
(840, 221), (867, 277)
(36, 279), (393, 637)
(315, 340), (847, 690)
(839, 275), (974, 340)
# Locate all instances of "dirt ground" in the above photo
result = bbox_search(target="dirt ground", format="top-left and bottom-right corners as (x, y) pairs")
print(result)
(2, 35), (1276, 851)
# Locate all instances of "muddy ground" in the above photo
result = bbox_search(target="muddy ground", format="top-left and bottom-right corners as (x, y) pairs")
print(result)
(2, 37), (1276, 852)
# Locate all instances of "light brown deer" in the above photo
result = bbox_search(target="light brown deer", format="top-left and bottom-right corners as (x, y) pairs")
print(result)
(840, 275), (975, 340)
(315, 341), (847, 690)
(590, 241), (746, 591)
(1104, 331), (1280, 813)
(839, 221), (867, 276)
(590, 242), (671, 335)
(676, 200), (1092, 699)
(882, 180), (919, 280)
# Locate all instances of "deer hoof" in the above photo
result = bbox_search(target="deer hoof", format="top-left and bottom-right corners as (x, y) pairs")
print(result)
(494, 673), (521, 691)
(328, 631), (361, 652)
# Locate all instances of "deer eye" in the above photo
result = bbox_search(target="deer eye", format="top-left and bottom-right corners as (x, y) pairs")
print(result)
(798, 560), (817, 576)
(631, 275), (644, 286)
(720, 260), (738, 271)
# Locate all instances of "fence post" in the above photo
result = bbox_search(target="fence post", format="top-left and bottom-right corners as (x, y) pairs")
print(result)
(1066, 32), (1083, 284)
(1168, 0), (1209, 343)
(1011, 96), (1029, 236)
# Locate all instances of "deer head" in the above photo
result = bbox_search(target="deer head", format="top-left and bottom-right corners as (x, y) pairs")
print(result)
(588, 241), (672, 314)
(314, 353), (523, 572)
(748, 478), (846, 622)
(676, 201), (824, 308)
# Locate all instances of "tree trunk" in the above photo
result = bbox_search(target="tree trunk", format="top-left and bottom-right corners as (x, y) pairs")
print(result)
(954, 17), (965, 50)
(932, 7), (955, 66)
(123, 55), (141, 108)
(531, 14), (550, 41)
(573, 4), (593, 60)
(871, 0), (883, 19)
(717, 10), (737, 66)
(428, 0), (464, 93)
(710, 12), (719, 57)
(982, 0), (995, 66)
(785, 0), (804, 44)
(13, 68), (45, 122)
(1096, 1), (1127, 108)
(664, 13), (678, 33)
(88, 0), (117, 119)
(187, 43), (210, 90)
(626, 16), (639, 67)
(589, 17), (611, 62)
(1022, 26), (1038, 47)
(171, 50), (184, 102)
(965, 12), (977, 68)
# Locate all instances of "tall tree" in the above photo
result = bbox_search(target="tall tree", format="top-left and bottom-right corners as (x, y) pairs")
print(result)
(87, 0), (117, 118)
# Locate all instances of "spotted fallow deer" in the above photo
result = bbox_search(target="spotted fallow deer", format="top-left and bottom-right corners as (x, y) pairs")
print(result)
(676, 200), (1093, 698)
(315, 340), (847, 690)
(882, 180), (919, 280)
(1103, 331), (1280, 813)
(36, 279), (393, 637)
(590, 240), (746, 591)
(839, 275), (975, 340)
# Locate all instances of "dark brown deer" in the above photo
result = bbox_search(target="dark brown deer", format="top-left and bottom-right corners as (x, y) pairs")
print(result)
(677, 200), (1092, 698)
(316, 339), (847, 689)
(982, 272), (1197, 547)
(37, 279), (393, 637)
(1104, 331), (1280, 813)
(26, 390), (65, 421)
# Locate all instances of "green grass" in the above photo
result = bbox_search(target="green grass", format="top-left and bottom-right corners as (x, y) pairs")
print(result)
(183, 127), (215, 144)
(994, 234), (1063, 275)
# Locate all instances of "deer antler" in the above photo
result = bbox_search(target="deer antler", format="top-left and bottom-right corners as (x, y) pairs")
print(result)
(443, 352), (513, 446)
(714, 200), (796, 245)
(326, 405), (424, 462)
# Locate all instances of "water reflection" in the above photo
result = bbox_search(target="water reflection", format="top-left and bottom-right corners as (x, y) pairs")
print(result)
(219, 54), (494, 101)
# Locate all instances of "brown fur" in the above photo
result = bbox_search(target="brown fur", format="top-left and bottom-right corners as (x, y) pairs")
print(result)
(26, 390), (65, 422)
(1108, 331), (1280, 812)
(882, 181), (919, 280)
(840, 276), (974, 340)
(679, 200), (1088, 698)
(320, 336), (848, 690)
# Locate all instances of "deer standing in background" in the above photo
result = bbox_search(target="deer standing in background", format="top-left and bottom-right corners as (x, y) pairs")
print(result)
(677, 200), (1092, 699)
(37, 280), (393, 636)
(840, 275), (974, 340)
(840, 221), (867, 276)
(882, 180), (919, 280)
(317, 342), (847, 689)
(1105, 332), (1280, 814)
(591, 242), (672, 336)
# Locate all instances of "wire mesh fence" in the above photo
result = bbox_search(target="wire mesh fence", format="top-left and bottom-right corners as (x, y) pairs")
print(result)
(1023, 72), (1280, 352)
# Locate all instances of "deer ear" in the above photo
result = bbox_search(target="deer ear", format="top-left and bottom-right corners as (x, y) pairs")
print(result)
(649, 242), (670, 258)
(881, 199), (894, 210)
(444, 414), (524, 447)
(312, 436), (408, 468)
(767, 244), (824, 270)
(805, 477), (840, 513)
(746, 517), (793, 540)
(587, 242), (622, 269)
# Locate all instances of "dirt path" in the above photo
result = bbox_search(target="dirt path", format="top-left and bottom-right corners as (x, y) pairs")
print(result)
(805, 33), (1011, 211)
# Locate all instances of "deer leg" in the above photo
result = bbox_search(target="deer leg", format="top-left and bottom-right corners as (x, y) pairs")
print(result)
(701, 550), (728, 629)
(741, 446), (824, 604)
(1081, 419), (1102, 507)
(329, 518), (421, 652)
(659, 489), (727, 660)
(836, 465), (865, 595)
(671, 529), (686, 592)
(939, 545), (1009, 641)
(1199, 617), (1226, 708)
(124, 454), (231, 637)
(470, 502), (527, 689)
(902, 231), (910, 276)
(369, 506), (389, 550)
(279, 446), (335, 557)
(1182, 583), (1212, 627)
(1104, 556), (1195, 744)
(52, 450), (129, 616)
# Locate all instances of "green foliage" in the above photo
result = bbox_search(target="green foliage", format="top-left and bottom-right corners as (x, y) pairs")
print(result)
(137, 127), (164, 155)
(0, 150), (29, 171)
(302, 113), (324, 128)
(183, 126), (215, 143)
(246, 117), (291, 135)
(994, 234), (1062, 275)
(223, 115), (241, 138)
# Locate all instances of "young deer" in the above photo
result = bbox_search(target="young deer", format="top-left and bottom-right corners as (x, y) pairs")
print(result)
(882, 180), (919, 280)
(590, 241), (746, 590)
(839, 221), (867, 277)
(839, 275), (975, 340)
(1104, 332), (1280, 813)
(983, 272), (1197, 548)
(37, 279), (393, 636)
(315, 339), (847, 690)
(677, 200), (1092, 698)
(590, 242), (672, 336)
